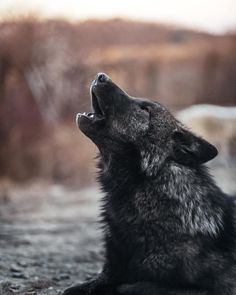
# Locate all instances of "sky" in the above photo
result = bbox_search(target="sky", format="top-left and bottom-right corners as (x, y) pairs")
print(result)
(0, 0), (236, 33)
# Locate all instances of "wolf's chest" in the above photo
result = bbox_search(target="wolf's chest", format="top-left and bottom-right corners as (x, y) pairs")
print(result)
(105, 199), (177, 247)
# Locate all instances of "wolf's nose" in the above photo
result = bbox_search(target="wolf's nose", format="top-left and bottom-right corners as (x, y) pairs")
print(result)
(96, 73), (109, 83)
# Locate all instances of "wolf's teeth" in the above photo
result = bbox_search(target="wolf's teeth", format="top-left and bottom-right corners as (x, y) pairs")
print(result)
(83, 112), (86, 115)
(91, 114), (94, 118)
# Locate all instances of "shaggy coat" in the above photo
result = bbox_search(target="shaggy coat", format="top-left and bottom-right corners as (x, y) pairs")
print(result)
(63, 73), (236, 295)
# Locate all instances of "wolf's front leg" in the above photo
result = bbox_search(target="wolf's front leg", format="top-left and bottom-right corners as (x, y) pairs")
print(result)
(62, 273), (115, 295)
(117, 282), (209, 295)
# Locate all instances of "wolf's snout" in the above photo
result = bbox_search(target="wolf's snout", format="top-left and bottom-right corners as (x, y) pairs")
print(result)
(96, 72), (109, 84)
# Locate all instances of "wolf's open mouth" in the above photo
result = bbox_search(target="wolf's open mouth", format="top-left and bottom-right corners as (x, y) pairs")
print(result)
(91, 89), (104, 117)
(76, 88), (105, 124)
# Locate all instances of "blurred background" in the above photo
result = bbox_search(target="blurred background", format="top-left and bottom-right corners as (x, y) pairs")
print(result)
(0, 0), (236, 189)
(0, 1), (235, 294)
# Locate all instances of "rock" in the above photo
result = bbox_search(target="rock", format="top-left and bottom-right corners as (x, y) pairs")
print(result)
(177, 104), (236, 159)
(53, 274), (70, 282)
(11, 272), (28, 279)
(10, 264), (22, 273)
(17, 260), (28, 268)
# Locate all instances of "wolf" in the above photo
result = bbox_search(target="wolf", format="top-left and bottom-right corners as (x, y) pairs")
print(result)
(63, 73), (236, 295)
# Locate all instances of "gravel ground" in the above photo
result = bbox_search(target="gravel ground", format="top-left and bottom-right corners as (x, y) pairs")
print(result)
(0, 162), (235, 295)
(0, 185), (104, 295)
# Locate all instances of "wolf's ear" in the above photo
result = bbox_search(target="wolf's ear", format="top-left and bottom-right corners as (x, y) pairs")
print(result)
(172, 129), (218, 166)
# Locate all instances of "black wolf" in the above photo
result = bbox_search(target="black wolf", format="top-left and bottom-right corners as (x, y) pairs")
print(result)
(63, 73), (236, 295)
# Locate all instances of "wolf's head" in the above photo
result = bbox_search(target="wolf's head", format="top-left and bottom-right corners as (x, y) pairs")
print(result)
(77, 73), (218, 176)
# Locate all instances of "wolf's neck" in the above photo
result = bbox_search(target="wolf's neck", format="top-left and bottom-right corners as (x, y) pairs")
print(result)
(97, 149), (141, 194)
(156, 163), (226, 236)
(98, 155), (227, 237)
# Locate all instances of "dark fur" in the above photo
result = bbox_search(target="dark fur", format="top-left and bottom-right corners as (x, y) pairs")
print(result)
(63, 73), (236, 295)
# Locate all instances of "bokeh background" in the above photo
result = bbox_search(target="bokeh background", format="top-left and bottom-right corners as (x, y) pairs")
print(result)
(0, 1), (235, 294)
(0, 0), (236, 190)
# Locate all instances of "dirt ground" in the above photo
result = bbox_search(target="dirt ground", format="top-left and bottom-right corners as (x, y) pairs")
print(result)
(0, 162), (235, 295)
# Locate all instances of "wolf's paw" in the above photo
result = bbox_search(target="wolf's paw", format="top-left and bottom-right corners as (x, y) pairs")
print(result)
(62, 284), (89, 295)
(117, 283), (162, 295)
(117, 284), (137, 295)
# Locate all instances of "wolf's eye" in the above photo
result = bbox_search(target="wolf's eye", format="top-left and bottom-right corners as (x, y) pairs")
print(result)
(140, 105), (149, 114)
